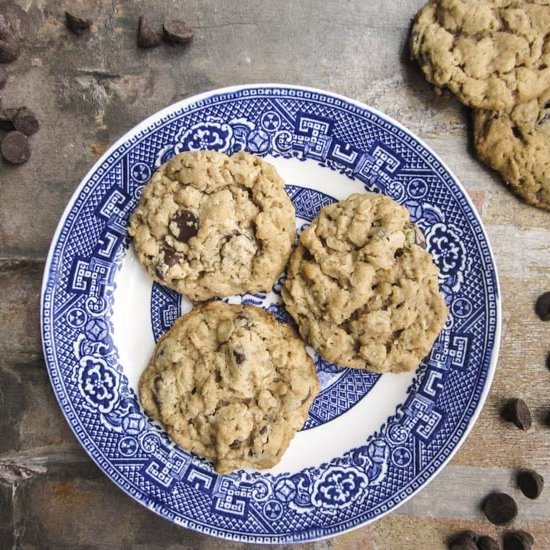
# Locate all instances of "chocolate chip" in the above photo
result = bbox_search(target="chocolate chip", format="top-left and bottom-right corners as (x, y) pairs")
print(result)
(517, 469), (544, 499)
(137, 15), (161, 48)
(13, 107), (39, 136)
(1, 131), (30, 164)
(302, 248), (314, 261)
(477, 535), (499, 550)
(535, 291), (550, 321)
(214, 371), (222, 383)
(259, 426), (267, 434)
(448, 530), (478, 548)
(0, 66), (7, 89)
(162, 19), (193, 45)
(233, 350), (246, 365)
(503, 530), (534, 550)
(229, 440), (241, 449)
(163, 246), (182, 267)
(501, 398), (532, 430)
(0, 17), (20, 64)
(0, 107), (17, 130)
(482, 492), (518, 525)
(170, 209), (199, 242)
(65, 11), (91, 35)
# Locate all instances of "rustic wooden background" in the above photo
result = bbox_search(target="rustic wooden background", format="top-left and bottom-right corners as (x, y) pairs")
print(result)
(1, 0), (549, 548)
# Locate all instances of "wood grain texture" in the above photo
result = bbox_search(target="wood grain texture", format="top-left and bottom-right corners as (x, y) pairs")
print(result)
(1, 0), (549, 548)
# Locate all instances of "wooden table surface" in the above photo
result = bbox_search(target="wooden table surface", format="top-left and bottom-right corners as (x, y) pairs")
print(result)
(1, 0), (549, 548)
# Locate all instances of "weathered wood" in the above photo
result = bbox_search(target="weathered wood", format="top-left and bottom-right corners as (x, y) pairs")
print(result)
(1, 0), (550, 548)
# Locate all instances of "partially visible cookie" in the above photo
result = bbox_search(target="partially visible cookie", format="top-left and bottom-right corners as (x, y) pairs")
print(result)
(139, 302), (319, 474)
(410, 0), (550, 112)
(474, 88), (550, 210)
(129, 150), (295, 302)
(282, 193), (448, 373)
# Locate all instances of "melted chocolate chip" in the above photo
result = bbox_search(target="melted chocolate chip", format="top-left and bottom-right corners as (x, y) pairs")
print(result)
(171, 209), (199, 242)
(163, 246), (181, 267)
(229, 440), (241, 449)
(233, 350), (246, 365)
(303, 248), (314, 261)
(259, 426), (268, 435)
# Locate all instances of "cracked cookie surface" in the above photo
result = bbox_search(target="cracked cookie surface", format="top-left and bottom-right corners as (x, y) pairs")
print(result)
(129, 150), (295, 301)
(474, 88), (550, 210)
(139, 302), (319, 473)
(410, 0), (550, 112)
(282, 193), (448, 373)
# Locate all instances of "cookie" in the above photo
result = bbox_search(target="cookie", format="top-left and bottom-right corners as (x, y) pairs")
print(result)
(474, 88), (550, 210)
(139, 302), (319, 473)
(282, 193), (448, 373)
(410, 0), (550, 112)
(128, 150), (295, 301)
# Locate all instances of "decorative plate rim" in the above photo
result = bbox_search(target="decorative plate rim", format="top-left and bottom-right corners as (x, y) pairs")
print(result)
(40, 83), (502, 543)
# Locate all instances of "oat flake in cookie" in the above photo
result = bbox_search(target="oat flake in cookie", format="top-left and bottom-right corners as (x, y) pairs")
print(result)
(139, 302), (319, 474)
(128, 151), (295, 301)
(474, 89), (550, 211)
(410, 0), (550, 112)
(282, 193), (448, 373)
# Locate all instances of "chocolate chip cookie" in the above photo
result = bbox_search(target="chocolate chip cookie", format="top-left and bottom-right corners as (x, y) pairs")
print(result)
(474, 88), (550, 210)
(129, 150), (295, 301)
(139, 302), (319, 473)
(410, 0), (550, 112)
(282, 193), (448, 373)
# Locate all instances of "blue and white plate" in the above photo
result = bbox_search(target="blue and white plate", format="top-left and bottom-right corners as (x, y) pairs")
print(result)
(41, 84), (501, 543)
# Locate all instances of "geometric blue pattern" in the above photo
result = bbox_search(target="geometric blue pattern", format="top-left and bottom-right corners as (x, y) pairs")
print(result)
(41, 85), (500, 543)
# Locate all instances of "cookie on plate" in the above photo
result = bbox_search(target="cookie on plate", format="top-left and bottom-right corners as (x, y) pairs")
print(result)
(139, 302), (319, 474)
(410, 0), (550, 112)
(282, 193), (448, 373)
(129, 150), (295, 301)
(474, 89), (550, 210)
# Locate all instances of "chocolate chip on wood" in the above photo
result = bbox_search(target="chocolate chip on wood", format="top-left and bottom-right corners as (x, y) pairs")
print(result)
(13, 107), (39, 136)
(448, 530), (479, 549)
(503, 530), (534, 550)
(482, 492), (518, 525)
(162, 19), (193, 45)
(477, 535), (499, 550)
(65, 12), (91, 35)
(535, 291), (550, 321)
(137, 15), (161, 48)
(501, 398), (532, 430)
(517, 469), (544, 500)
(1, 131), (30, 164)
